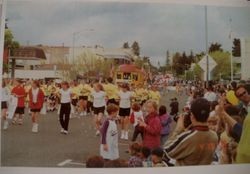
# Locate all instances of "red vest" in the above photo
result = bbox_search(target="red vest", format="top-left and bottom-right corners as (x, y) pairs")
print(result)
(29, 88), (44, 109)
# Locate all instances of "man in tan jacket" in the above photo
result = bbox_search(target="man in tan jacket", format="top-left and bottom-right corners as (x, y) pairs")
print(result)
(164, 98), (218, 166)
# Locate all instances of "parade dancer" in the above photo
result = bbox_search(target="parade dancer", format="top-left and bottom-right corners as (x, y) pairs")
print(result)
(59, 81), (72, 135)
(28, 80), (45, 133)
(11, 79), (26, 125)
(118, 83), (133, 140)
(91, 83), (107, 136)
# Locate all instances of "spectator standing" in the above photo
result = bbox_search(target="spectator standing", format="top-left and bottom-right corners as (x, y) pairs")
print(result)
(158, 105), (172, 146)
(164, 98), (218, 166)
(138, 100), (161, 150)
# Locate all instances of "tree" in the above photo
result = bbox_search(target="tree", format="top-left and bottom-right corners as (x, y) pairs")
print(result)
(182, 52), (190, 70)
(131, 41), (140, 56)
(172, 52), (184, 75)
(232, 38), (241, 57)
(4, 29), (20, 52)
(209, 42), (223, 53)
(188, 50), (195, 63)
(193, 64), (203, 80)
(3, 29), (20, 74)
(210, 51), (230, 80)
(123, 42), (130, 49)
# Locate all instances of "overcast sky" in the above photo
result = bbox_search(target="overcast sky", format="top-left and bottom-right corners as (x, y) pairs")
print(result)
(6, 1), (250, 65)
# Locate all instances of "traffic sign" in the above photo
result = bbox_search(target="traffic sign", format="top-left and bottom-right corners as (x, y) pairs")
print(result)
(198, 54), (217, 72)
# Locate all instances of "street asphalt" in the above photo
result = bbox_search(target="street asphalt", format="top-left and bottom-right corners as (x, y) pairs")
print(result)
(1, 90), (187, 168)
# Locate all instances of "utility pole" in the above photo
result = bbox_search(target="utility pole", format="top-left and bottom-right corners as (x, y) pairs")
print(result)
(205, 6), (209, 87)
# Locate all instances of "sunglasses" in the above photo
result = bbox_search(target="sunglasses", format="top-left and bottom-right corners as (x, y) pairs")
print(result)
(237, 91), (247, 98)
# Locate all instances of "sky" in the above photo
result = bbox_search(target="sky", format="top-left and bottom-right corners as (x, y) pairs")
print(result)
(5, 0), (250, 66)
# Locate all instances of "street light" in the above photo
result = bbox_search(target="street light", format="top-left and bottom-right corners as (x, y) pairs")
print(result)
(72, 28), (95, 64)
(229, 18), (234, 82)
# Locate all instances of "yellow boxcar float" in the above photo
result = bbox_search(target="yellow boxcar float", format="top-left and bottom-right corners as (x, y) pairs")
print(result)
(115, 64), (145, 87)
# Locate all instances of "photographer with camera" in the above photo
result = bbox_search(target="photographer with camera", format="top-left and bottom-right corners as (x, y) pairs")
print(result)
(163, 98), (218, 166)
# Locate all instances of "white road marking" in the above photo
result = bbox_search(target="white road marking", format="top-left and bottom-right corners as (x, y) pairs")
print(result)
(58, 159), (86, 167)
(69, 162), (86, 166)
(57, 159), (72, 167)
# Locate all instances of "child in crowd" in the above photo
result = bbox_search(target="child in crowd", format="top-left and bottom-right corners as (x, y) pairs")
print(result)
(158, 105), (172, 146)
(128, 142), (143, 167)
(138, 100), (161, 150)
(131, 103), (144, 142)
(86, 155), (104, 168)
(104, 159), (128, 168)
(151, 147), (168, 167)
(140, 146), (152, 167)
(100, 104), (119, 160)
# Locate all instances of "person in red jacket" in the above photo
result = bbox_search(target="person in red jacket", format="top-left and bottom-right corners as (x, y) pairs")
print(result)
(138, 100), (162, 150)
(11, 79), (26, 125)
(29, 80), (44, 133)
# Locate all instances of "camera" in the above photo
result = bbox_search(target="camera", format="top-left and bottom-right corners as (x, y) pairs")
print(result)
(183, 111), (192, 129)
(173, 111), (192, 129)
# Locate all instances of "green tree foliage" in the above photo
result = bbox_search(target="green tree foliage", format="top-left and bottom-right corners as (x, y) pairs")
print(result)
(209, 42), (223, 53)
(4, 29), (20, 50)
(172, 51), (193, 76)
(3, 29), (20, 73)
(131, 41), (140, 56)
(193, 64), (203, 80)
(210, 51), (230, 80)
(232, 38), (241, 57)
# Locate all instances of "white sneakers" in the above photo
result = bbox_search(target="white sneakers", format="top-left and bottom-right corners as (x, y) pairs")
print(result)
(3, 120), (9, 130)
(60, 128), (68, 135)
(121, 130), (129, 140)
(60, 128), (64, 133)
(32, 123), (38, 133)
(124, 131), (129, 140)
(121, 130), (125, 139)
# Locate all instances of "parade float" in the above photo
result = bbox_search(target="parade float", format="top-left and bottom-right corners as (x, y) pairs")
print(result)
(115, 64), (145, 86)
